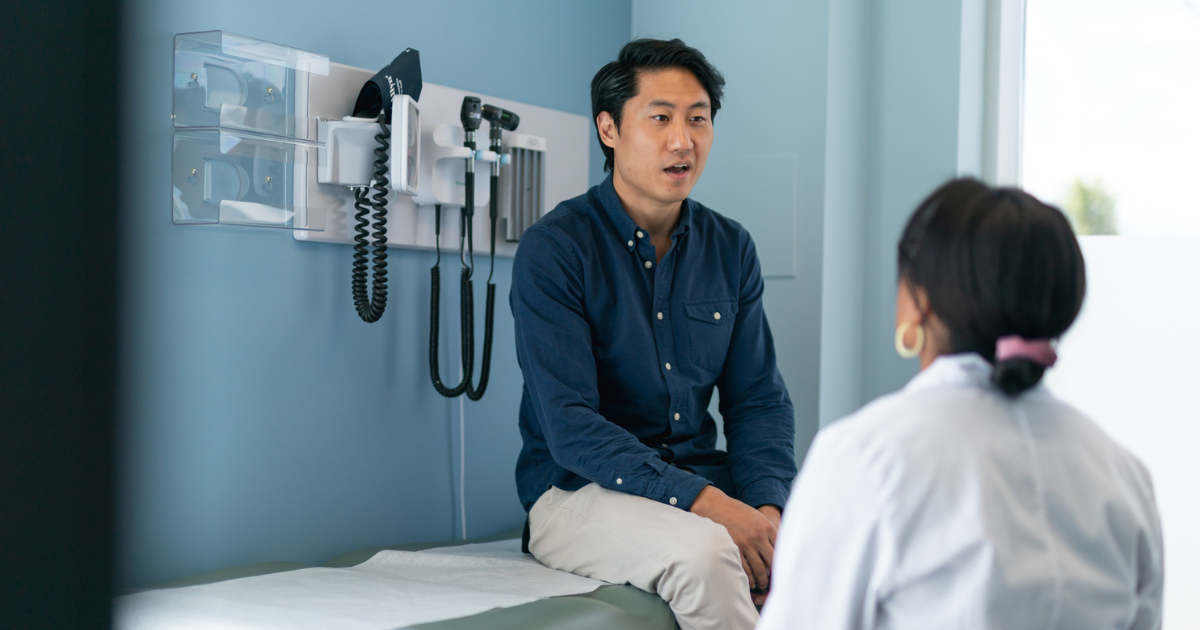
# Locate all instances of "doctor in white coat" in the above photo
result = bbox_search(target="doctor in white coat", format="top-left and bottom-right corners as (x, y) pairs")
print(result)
(758, 178), (1163, 630)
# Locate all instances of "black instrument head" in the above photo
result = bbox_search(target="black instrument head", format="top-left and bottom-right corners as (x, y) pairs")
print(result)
(460, 96), (483, 132)
(482, 104), (520, 131)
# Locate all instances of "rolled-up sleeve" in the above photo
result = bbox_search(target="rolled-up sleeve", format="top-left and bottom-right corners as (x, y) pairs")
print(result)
(512, 226), (711, 509)
(718, 232), (797, 509)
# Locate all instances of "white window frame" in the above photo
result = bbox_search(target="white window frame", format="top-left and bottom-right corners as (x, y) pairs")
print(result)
(983, 0), (1026, 186)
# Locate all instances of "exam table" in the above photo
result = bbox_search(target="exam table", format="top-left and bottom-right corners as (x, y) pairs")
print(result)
(115, 529), (678, 630)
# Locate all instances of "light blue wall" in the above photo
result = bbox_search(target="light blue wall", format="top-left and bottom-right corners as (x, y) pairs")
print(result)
(632, 0), (830, 467)
(859, 0), (980, 401)
(819, 0), (871, 426)
(116, 0), (630, 588)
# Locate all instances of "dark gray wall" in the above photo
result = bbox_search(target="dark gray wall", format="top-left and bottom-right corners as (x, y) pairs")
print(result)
(1, 1), (120, 626)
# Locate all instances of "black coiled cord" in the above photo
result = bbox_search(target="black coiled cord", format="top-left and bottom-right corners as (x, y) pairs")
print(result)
(465, 170), (500, 401)
(351, 113), (390, 323)
(464, 282), (495, 401)
(428, 203), (495, 402)
(427, 131), (497, 400)
(430, 205), (472, 397)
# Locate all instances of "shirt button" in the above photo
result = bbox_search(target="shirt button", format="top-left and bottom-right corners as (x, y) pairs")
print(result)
(637, 231), (644, 238)
(644, 260), (653, 269)
(665, 363), (671, 371)
(627, 240), (634, 247)
(674, 413), (681, 421)
(657, 312), (663, 320)
(669, 497), (678, 506)
(714, 312), (721, 320)
(616, 478), (623, 485)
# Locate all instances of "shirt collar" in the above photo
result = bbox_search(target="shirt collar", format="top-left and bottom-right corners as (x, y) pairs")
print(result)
(903, 353), (995, 394)
(674, 201), (694, 238)
(597, 174), (693, 253)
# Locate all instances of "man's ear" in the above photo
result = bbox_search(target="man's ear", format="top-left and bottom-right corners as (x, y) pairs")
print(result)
(596, 111), (619, 149)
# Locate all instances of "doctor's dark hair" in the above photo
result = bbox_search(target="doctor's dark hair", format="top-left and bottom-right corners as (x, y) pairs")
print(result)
(897, 178), (1086, 396)
(591, 38), (725, 173)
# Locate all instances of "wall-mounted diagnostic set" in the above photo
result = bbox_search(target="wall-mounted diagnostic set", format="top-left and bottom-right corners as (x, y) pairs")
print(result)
(170, 31), (589, 401)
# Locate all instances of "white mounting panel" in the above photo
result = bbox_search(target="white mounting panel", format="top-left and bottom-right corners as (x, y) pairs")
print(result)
(294, 62), (590, 257)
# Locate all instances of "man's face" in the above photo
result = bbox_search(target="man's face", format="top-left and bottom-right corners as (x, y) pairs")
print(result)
(598, 67), (713, 208)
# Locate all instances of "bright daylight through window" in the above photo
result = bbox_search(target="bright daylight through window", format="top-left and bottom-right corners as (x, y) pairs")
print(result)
(1023, 0), (1200, 235)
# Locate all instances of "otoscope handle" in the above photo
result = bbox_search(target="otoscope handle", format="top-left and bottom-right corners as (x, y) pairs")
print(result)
(464, 165), (474, 217)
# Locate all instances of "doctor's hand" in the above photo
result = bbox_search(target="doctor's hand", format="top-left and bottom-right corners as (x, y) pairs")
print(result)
(689, 486), (778, 595)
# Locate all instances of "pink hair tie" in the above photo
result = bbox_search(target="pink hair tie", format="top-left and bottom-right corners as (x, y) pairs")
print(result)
(995, 336), (1058, 367)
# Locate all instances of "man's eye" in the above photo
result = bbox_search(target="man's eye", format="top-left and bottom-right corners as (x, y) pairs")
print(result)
(652, 115), (669, 122)
(691, 116), (707, 123)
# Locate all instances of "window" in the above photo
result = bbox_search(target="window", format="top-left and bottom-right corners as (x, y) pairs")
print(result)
(1021, 2), (1200, 627)
(1023, 0), (1200, 235)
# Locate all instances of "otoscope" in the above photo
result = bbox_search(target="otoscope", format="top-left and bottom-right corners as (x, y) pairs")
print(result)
(428, 97), (519, 401)
(463, 103), (519, 401)
(429, 97), (482, 398)
(481, 103), (519, 281)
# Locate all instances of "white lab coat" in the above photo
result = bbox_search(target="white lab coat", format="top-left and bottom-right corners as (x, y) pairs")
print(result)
(758, 354), (1163, 630)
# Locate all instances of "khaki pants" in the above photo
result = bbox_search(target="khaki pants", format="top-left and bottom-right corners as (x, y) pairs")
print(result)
(528, 483), (759, 630)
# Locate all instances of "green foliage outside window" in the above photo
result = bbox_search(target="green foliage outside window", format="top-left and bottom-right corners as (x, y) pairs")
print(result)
(1063, 179), (1118, 235)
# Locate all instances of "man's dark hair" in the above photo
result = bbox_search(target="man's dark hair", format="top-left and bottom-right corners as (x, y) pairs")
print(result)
(590, 38), (725, 173)
(897, 178), (1087, 396)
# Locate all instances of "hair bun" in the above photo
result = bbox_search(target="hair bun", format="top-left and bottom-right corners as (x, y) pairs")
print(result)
(992, 358), (1047, 397)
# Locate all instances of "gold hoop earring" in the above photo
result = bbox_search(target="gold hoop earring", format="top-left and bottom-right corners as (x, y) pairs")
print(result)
(895, 322), (925, 359)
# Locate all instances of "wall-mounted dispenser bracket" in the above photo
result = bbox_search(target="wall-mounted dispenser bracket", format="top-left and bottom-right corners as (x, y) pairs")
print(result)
(316, 118), (382, 188)
(172, 129), (324, 230)
(173, 31), (329, 140)
(170, 32), (589, 244)
(317, 94), (425, 195)
(411, 123), (502, 209)
(172, 31), (330, 229)
(499, 132), (547, 242)
(295, 64), (588, 256)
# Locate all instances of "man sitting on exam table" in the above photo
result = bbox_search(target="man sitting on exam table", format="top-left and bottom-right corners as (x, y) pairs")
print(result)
(509, 38), (796, 630)
(758, 178), (1164, 630)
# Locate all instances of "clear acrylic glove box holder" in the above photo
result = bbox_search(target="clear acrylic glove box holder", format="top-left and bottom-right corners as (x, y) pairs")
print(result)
(172, 130), (322, 230)
(172, 31), (328, 229)
(173, 31), (328, 140)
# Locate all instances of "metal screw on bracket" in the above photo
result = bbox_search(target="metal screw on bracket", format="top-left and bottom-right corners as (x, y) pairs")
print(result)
(265, 87), (275, 103)
(264, 175), (273, 191)
(187, 168), (197, 184)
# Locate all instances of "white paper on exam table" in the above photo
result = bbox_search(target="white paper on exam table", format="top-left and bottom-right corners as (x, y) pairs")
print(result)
(113, 538), (610, 630)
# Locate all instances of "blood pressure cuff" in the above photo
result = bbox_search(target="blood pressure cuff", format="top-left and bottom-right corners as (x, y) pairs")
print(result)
(352, 48), (423, 122)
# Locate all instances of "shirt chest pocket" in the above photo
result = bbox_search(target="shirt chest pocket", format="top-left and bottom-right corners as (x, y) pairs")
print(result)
(685, 298), (739, 372)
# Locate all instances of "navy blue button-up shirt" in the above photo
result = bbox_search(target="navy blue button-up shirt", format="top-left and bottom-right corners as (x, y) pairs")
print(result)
(510, 175), (796, 513)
